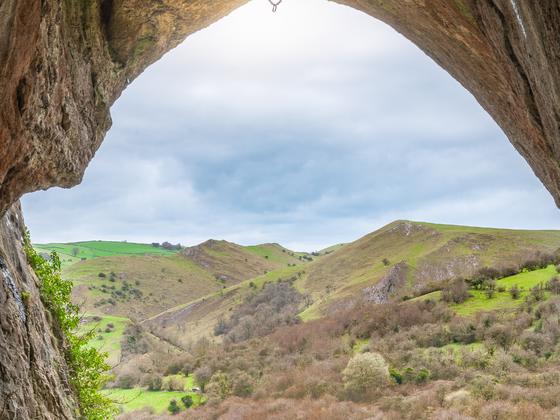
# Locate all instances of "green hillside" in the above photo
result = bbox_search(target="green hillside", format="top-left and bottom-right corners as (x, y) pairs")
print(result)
(181, 239), (292, 286)
(298, 220), (560, 319)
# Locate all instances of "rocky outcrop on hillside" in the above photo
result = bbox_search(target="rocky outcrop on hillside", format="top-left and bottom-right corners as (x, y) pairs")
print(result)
(0, 203), (76, 419)
(363, 262), (409, 303)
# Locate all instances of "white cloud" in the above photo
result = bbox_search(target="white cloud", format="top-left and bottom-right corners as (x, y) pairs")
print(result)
(21, 0), (560, 250)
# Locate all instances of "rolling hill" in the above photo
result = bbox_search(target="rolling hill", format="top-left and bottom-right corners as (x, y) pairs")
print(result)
(298, 220), (560, 318)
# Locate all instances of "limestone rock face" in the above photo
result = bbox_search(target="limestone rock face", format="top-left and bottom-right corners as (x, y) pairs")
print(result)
(0, 0), (559, 418)
(0, 203), (76, 419)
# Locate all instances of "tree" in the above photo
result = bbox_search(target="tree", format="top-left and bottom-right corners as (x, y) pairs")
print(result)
(168, 399), (181, 415)
(342, 352), (390, 394)
(72, 247), (80, 257)
(382, 258), (391, 266)
(181, 395), (193, 409)
(206, 372), (232, 402)
(146, 375), (162, 391)
(194, 366), (212, 392)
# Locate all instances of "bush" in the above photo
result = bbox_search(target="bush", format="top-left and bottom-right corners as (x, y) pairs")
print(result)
(342, 352), (390, 394)
(116, 374), (137, 389)
(168, 399), (181, 415)
(509, 285), (521, 299)
(181, 395), (193, 409)
(547, 276), (560, 294)
(441, 279), (469, 304)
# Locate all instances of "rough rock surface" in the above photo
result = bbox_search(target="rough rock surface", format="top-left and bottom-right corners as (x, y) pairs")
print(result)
(0, 203), (76, 419)
(363, 261), (409, 303)
(0, 0), (559, 418)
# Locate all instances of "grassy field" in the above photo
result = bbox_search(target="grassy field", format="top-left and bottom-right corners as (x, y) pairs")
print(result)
(35, 241), (178, 268)
(414, 265), (557, 316)
(79, 314), (130, 366)
(104, 387), (204, 414)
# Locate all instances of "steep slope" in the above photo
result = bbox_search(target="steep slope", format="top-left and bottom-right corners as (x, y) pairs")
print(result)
(299, 220), (560, 317)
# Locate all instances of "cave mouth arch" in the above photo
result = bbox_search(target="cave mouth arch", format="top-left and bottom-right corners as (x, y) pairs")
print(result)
(21, 0), (560, 249)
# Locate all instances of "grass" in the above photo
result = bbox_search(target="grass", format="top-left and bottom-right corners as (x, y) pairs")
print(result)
(104, 387), (204, 414)
(301, 220), (560, 316)
(414, 265), (558, 316)
(79, 314), (130, 366)
(67, 254), (220, 319)
(35, 241), (178, 268)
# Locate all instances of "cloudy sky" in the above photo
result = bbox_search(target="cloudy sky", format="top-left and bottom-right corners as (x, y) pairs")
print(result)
(22, 0), (560, 251)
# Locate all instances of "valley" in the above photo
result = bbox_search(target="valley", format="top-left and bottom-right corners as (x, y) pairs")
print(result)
(35, 220), (560, 418)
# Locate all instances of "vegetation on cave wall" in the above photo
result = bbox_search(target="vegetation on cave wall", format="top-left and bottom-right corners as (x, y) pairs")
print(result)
(24, 231), (117, 419)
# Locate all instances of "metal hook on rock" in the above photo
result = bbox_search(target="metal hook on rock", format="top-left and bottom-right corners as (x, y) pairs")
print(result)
(269, 0), (282, 12)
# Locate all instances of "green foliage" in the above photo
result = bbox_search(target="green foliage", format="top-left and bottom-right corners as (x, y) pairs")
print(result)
(342, 352), (390, 393)
(181, 395), (194, 409)
(168, 399), (181, 415)
(389, 367), (403, 384)
(24, 230), (116, 419)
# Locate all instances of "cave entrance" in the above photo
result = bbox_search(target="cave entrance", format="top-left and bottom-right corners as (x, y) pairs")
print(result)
(21, 0), (560, 249)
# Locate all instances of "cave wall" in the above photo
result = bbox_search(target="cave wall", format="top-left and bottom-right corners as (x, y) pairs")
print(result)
(0, 202), (76, 419)
(0, 0), (559, 216)
(0, 0), (559, 418)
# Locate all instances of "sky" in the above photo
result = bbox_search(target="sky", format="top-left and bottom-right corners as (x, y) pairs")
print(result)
(22, 0), (560, 251)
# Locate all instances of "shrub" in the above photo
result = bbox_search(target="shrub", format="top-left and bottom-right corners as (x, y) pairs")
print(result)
(98, 272), (106, 278)
(342, 352), (390, 394)
(441, 279), (469, 304)
(116, 374), (137, 389)
(232, 371), (255, 397)
(181, 395), (193, 409)
(168, 399), (181, 415)
(509, 285), (521, 299)
(547, 276), (560, 294)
